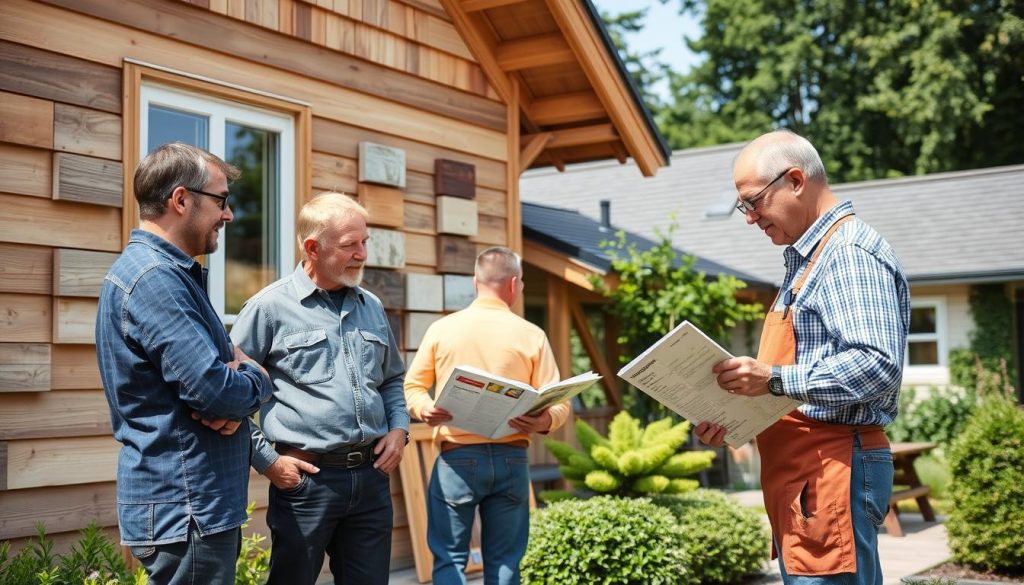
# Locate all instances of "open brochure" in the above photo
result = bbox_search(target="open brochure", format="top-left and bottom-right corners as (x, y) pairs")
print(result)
(434, 366), (603, 440)
(617, 321), (801, 446)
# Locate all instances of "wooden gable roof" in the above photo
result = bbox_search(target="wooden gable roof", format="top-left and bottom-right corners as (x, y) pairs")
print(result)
(440, 0), (671, 176)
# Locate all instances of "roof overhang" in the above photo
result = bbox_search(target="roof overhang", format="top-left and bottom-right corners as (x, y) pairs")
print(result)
(439, 0), (670, 176)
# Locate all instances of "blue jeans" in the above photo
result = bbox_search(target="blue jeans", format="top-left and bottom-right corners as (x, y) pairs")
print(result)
(778, 438), (894, 585)
(130, 522), (240, 585)
(428, 444), (530, 585)
(265, 465), (393, 585)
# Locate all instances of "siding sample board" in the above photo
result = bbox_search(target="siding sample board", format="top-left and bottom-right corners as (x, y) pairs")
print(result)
(358, 142), (406, 188)
(434, 159), (475, 199)
(0, 343), (50, 392)
(443, 275), (475, 311)
(436, 236), (476, 274)
(404, 273), (443, 312)
(0, 243), (52, 295)
(53, 249), (118, 298)
(361, 268), (405, 309)
(436, 196), (478, 237)
(366, 228), (406, 268)
(0, 90), (53, 149)
(404, 312), (442, 350)
(53, 103), (121, 160)
(357, 183), (405, 228)
(52, 152), (123, 207)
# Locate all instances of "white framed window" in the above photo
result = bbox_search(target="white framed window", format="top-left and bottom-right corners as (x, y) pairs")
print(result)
(139, 83), (296, 323)
(904, 296), (948, 384)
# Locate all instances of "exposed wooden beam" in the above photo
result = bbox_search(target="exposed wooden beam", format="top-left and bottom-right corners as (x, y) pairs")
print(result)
(461, 0), (527, 12)
(439, 0), (513, 104)
(518, 132), (552, 174)
(525, 123), (617, 149)
(529, 91), (605, 126)
(495, 33), (574, 71)
(546, 276), (572, 377)
(611, 141), (628, 164)
(522, 240), (609, 293)
(543, 0), (668, 176)
(569, 298), (622, 410)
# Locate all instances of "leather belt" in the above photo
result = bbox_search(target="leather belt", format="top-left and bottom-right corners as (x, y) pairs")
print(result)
(441, 439), (529, 453)
(275, 443), (375, 469)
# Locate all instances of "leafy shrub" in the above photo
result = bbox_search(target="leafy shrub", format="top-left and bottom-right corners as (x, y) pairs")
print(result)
(946, 396), (1024, 573)
(888, 385), (979, 449)
(0, 523), (146, 585)
(545, 412), (714, 497)
(0, 503), (270, 585)
(521, 496), (688, 585)
(651, 490), (768, 584)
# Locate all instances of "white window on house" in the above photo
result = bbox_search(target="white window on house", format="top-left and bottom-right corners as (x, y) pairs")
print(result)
(904, 296), (948, 384)
(139, 83), (296, 323)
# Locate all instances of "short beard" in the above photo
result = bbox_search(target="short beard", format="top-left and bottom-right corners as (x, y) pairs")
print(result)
(338, 266), (364, 288)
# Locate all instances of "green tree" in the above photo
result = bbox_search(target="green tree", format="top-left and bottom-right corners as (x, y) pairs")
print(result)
(592, 224), (762, 419)
(601, 8), (668, 114)
(657, 0), (1024, 183)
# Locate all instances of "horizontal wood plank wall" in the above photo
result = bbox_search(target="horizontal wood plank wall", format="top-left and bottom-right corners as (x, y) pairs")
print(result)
(0, 0), (513, 569)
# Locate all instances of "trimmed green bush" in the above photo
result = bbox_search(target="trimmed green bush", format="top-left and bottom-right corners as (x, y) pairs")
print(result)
(521, 496), (688, 585)
(946, 396), (1024, 573)
(545, 412), (714, 497)
(888, 385), (978, 449)
(0, 523), (146, 585)
(652, 490), (769, 584)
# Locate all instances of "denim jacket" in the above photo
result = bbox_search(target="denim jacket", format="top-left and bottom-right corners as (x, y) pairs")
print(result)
(96, 229), (272, 545)
(230, 265), (409, 473)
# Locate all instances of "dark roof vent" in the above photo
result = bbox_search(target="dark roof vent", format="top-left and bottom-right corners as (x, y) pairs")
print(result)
(600, 199), (611, 231)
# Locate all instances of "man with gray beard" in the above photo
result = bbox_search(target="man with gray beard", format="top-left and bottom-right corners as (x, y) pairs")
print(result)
(230, 192), (409, 585)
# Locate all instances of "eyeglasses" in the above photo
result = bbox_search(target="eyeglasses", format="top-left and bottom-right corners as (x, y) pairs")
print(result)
(735, 168), (791, 215)
(188, 188), (231, 210)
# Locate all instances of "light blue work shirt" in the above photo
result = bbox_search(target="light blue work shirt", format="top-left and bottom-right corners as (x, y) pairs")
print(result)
(230, 264), (409, 473)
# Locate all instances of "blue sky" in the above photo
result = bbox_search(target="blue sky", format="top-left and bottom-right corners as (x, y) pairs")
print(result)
(592, 0), (702, 98)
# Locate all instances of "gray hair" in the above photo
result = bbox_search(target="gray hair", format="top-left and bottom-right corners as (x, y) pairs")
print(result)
(134, 142), (240, 220)
(475, 247), (521, 286)
(746, 130), (828, 185)
(296, 192), (369, 261)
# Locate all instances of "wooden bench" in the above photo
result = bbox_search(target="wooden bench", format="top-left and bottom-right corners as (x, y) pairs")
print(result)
(883, 441), (937, 537)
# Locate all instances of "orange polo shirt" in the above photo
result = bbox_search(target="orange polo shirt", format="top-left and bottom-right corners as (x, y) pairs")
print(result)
(404, 296), (570, 446)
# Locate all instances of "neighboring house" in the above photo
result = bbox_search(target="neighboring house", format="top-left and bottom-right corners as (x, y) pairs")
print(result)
(519, 200), (773, 410)
(521, 144), (1024, 389)
(0, 0), (669, 572)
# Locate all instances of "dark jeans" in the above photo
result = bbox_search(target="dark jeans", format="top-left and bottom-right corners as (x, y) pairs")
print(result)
(130, 522), (240, 585)
(266, 465), (393, 585)
(427, 444), (530, 585)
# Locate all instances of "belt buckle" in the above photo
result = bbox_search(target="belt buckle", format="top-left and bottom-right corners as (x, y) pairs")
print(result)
(345, 451), (365, 468)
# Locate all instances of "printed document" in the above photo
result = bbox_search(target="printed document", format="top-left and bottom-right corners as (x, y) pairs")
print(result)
(617, 321), (800, 446)
(434, 366), (602, 439)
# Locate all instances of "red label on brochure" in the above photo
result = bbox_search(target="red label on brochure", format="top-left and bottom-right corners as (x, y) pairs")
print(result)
(456, 375), (485, 388)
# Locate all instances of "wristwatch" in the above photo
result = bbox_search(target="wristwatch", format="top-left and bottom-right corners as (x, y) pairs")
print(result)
(768, 366), (785, 397)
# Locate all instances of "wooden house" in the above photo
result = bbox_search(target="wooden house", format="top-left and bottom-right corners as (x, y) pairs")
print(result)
(0, 0), (668, 574)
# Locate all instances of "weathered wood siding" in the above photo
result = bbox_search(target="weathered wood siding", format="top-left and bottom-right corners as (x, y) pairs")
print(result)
(0, 0), (516, 569)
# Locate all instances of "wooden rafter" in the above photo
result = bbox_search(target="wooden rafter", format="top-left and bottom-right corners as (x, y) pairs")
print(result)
(519, 131), (552, 174)
(524, 123), (617, 149)
(460, 0), (527, 12)
(529, 90), (605, 126)
(495, 33), (574, 71)
(569, 297), (622, 410)
(543, 0), (667, 176)
(438, 0), (513, 104)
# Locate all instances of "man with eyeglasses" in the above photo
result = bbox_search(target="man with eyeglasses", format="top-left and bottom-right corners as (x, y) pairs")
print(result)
(695, 130), (910, 585)
(96, 142), (273, 585)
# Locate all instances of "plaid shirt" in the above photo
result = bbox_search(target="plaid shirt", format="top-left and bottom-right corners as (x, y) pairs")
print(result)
(776, 200), (910, 426)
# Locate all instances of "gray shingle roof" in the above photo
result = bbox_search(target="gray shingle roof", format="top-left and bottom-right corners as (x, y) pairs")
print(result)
(522, 200), (772, 288)
(521, 145), (1024, 287)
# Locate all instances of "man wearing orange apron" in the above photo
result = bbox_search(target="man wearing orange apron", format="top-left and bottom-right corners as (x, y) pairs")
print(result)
(696, 130), (910, 585)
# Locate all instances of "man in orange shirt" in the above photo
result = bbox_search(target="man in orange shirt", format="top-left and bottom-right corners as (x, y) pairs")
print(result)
(404, 246), (570, 585)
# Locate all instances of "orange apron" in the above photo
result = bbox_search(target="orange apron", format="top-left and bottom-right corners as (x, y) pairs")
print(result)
(756, 214), (889, 576)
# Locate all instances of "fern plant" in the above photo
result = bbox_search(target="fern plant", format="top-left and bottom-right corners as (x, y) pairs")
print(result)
(544, 411), (715, 498)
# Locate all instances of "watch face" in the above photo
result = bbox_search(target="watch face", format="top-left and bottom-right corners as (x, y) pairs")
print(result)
(769, 377), (784, 396)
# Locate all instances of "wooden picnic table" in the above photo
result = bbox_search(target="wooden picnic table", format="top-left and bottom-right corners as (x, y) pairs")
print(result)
(884, 441), (938, 537)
